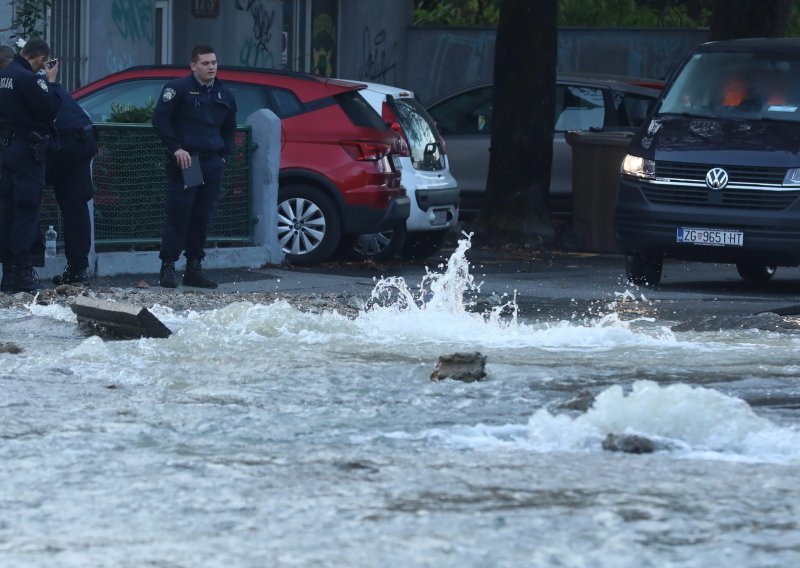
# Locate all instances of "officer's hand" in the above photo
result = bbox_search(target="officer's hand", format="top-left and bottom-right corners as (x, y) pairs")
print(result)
(174, 149), (191, 169)
(44, 59), (59, 83)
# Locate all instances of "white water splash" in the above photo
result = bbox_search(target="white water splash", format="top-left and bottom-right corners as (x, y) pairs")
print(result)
(398, 380), (800, 464)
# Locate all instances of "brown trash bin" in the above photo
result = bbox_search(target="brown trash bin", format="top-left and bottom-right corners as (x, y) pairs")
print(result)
(564, 130), (634, 253)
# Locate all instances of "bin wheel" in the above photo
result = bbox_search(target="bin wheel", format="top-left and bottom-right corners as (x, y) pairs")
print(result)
(559, 228), (585, 252)
(736, 262), (777, 282)
(625, 252), (663, 286)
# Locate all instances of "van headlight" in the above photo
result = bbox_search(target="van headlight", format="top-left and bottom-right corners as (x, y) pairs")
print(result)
(783, 168), (800, 186)
(621, 154), (655, 179)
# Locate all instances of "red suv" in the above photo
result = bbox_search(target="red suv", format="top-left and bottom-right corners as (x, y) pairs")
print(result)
(72, 66), (409, 265)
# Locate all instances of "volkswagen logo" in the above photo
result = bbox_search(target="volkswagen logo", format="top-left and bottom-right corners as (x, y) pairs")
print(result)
(705, 167), (729, 190)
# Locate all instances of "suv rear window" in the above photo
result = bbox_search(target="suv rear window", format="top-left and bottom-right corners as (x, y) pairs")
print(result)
(335, 90), (388, 130)
(391, 97), (445, 171)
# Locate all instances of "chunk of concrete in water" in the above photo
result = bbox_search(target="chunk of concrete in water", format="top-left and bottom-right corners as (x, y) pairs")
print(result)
(70, 296), (172, 339)
(0, 341), (23, 354)
(430, 352), (487, 382)
(602, 433), (655, 454)
(560, 390), (597, 412)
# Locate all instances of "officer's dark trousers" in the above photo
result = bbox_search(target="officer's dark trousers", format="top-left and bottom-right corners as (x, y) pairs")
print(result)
(47, 135), (97, 270)
(0, 139), (45, 267)
(159, 154), (224, 263)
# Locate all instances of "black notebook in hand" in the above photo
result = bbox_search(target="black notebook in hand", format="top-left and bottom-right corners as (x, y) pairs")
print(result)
(182, 155), (204, 188)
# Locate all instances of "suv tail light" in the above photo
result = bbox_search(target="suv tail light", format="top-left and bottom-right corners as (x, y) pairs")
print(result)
(339, 140), (392, 161)
(381, 101), (411, 157)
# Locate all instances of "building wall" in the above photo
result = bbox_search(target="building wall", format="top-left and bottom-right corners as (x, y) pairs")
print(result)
(171, 0), (285, 71)
(0, 1), (13, 47)
(73, 0), (708, 105)
(337, 0), (412, 85)
(406, 27), (710, 104)
(87, 0), (157, 80)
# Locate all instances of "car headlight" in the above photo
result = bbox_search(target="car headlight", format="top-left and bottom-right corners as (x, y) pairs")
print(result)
(621, 154), (655, 179)
(783, 168), (800, 186)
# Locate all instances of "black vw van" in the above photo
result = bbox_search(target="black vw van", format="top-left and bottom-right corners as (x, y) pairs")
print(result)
(614, 38), (800, 285)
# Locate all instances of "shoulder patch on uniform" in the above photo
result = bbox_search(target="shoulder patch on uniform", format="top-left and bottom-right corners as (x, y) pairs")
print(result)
(37, 78), (48, 92)
(162, 87), (176, 102)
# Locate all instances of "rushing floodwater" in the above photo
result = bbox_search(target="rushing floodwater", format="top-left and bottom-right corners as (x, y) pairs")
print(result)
(2, 238), (800, 567)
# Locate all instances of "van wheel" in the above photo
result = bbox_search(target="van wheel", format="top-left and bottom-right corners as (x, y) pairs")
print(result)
(399, 230), (448, 260)
(625, 252), (663, 285)
(352, 224), (406, 261)
(736, 262), (777, 282)
(277, 185), (341, 265)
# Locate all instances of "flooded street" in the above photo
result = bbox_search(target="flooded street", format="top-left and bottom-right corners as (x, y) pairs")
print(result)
(2, 239), (800, 567)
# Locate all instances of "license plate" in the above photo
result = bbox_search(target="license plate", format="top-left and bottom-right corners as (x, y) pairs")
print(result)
(676, 227), (743, 246)
(432, 209), (448, 226)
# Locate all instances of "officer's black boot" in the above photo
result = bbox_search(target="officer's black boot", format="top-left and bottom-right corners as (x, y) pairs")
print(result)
(1, 264), (12, 293)
(53, 264), (90, 286)
(183, 257), (217, 289)
(159, 261), (178, 288)
(12, 264), (42, 293)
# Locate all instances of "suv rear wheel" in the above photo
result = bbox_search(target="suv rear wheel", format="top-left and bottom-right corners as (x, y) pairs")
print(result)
(736, 262), (777, 282)
(278, 184), (341, 265)
(625, 252), (663, 285)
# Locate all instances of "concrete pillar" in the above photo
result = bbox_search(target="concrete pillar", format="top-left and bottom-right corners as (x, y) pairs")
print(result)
(246, 109), (283, 266)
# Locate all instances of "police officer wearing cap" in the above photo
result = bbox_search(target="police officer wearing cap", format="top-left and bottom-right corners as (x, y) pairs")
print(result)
(0, 39), (59, 293)
(152, 44), (237, 289)
(47, 82), (98, 286)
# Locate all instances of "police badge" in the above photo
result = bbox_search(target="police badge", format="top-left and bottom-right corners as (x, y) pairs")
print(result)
(162, 88), (176, 102)
(37, 78), (48, 92)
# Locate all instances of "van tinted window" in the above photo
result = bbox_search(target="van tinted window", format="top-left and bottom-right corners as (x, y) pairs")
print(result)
(659, 51), (800, 121)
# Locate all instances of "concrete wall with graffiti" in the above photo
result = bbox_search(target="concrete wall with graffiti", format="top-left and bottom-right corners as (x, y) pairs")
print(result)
(171, 0), (284, 71)
(0, 1), (13, 47)
(87, 0), (156, 80)
(406, 27), (710, 104)
(337, 0), (412, 85)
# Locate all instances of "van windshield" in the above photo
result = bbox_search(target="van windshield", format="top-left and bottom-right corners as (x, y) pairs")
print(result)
(658, 51), (800, 122)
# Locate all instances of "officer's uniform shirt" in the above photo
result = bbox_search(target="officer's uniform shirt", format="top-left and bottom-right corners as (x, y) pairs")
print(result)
(0, 54), (58, 136)
(152, 74), (237, 158)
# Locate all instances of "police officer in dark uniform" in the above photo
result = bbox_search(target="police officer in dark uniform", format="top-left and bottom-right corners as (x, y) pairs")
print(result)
(152, 44), (237, 289)
(47, 82), (98, 285)
(0, 39), (59, 293)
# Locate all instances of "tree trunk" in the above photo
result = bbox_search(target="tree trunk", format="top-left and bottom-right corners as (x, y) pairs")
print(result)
(479, 0), (557, 244)
(710, 0), (789, 40)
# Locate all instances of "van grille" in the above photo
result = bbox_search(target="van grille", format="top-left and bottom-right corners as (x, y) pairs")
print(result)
(655, 162), (787, 185)
(641, 186), (800, 210)
(645, 161), (799, 210)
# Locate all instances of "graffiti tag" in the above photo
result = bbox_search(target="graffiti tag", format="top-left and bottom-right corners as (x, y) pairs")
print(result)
(112, 0), (153, 45)
(359, 27), (397, 84)
(236, 0), (276, 54)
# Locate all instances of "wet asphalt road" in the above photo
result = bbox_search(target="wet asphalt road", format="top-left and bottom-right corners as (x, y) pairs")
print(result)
(94, 247), (800, 323)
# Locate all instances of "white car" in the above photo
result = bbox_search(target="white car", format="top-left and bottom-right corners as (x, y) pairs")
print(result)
(350, 82), (460, 260)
